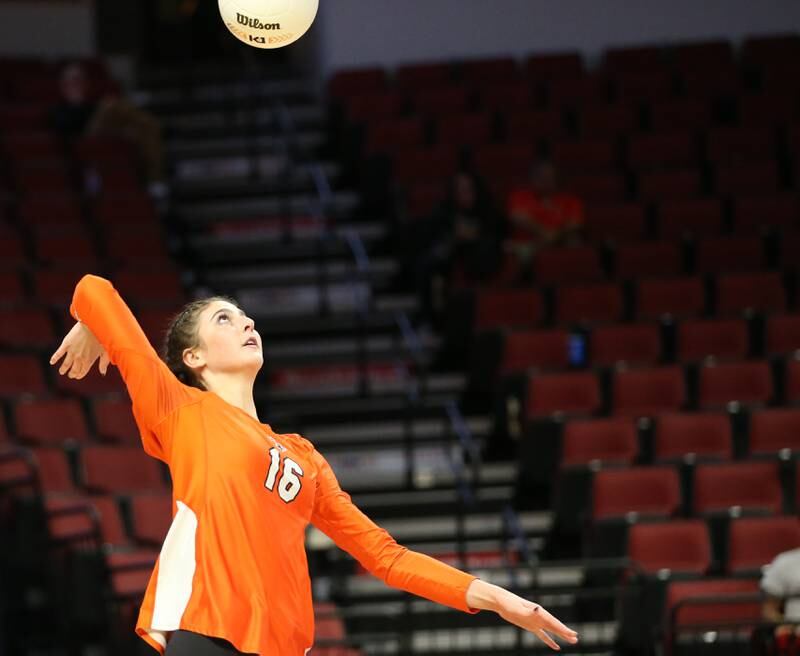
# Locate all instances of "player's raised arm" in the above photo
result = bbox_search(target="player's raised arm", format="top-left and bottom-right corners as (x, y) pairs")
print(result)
(308, 448), (578, 650)
(49, 274), (197, 460)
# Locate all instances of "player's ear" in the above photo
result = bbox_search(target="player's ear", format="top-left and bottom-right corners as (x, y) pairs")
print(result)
(182, 346), (206, 373)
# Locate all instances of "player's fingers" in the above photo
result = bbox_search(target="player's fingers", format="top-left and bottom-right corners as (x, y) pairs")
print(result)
(58, 353), (75, 376)
(540, 607), (579, 642)
(99, 351), (110, 376)
(50, 342), (67, 366)
(535, 629), (560, 651)
(68, 360), (84, 379)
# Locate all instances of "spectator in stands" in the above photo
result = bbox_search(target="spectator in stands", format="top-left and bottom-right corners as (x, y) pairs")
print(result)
(761, 546), (800, 639)
(49, 63), (167, 195)
(505, 159), (584, 253)
(415, 170), (504, 323)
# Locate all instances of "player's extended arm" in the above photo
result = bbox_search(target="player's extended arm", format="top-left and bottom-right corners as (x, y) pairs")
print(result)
(51, 274), (197, 460)
(309, 450), (578, 650)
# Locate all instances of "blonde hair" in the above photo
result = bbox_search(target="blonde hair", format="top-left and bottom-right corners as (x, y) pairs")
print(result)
(162, 296), (238, 390)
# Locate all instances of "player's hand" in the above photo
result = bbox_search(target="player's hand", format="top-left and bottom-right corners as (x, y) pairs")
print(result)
(492, 586), (578, 650)
(50, 322), (111, 379)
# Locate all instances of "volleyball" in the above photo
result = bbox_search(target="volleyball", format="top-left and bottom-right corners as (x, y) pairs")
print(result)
(218, 0), (319, 49)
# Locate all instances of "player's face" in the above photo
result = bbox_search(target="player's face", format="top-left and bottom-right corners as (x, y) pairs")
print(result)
(194, 300), (263, 376)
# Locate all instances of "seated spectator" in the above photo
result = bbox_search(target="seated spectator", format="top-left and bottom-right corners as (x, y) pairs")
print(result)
(413, 170), (504, 323)
(506, 160), (584, 252)
(49, 63), (167, 194)
(761, 546), (800, 642)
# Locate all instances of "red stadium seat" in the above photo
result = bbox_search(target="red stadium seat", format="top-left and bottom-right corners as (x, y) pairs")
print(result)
(590, 323), (661, 367)
(716, 272), (786, 317)
(636, 277), (706, 320)
(92, 398), (140, 445)
(565, 171), (627, 202)
(551, 138), (619, 173)
(0, 272), (24, 306)
(592, 467), (681, 520)
(475, 289), (543, 331)
(500, 330), (571, 374)
(780, 231), (800, 272)
(613, 366), (686, 417)
(434, 112), (493, 146)
(328, 69), (387, 98)
(649, 98), (712, 131)
(584, 203), (647, 243)
(548, 74), (611, 108)
(114, 269), (185, 305)
(681, 66), (744, 98)
(105, 233), (170, 266)
(364, 118), (426, 156)
(533, 246), (604, 285)
(749, 408), (800, 456)
(555, 283), (623, 325)
(786, 360), (800, 405)
(525, 371), (601, 419)
(473, 143), (535, 182)
(0, 355), (47, 397)
(14, 398), (89, 445)
(705, 126), (777, 163)
(613, 70), (675, 102)
(33, 269), (85, 305)
(627, 132), (698, 170)
(615, 242), (683, 280)
(605, 45), (664, 72)
(502, 109), (565, 141)
(654, 412), (732, 462)
(666, 578), (761, 629)
(478, 80), (534, 112)
(638, 169), (703, 201)
(129, 493), (173, 546)
(671, 41), (734, 74)
(526, 52), (584, 81)
(577, 104), (638, 137)
(91, 193), (158, 225)
(18, 196), (85, 233)
(0, 307), (54, 349)
(0, 232), (27, 267)
(561, 418), (638, 467)
(392, 146), (459, 184)
(396, 62), (453, 90)
(35, 235), (96, 265)
(698, 361), (773, 409)
(731, 195), (798, 235)
(54, 365), (125, 397)
(728, 517), (800, 574)
(714, 161), (780, 196)
(657, 198), (723, 239)
(742, 34), (800, 69)
(695, 237), (766, 274)
(81, 446), (165, 494)
(694, 462), (783, 515)
(766, 314), (800, 355)
(461, 57), (519, 82)
(677, 318), (748, 362)
(411, 87), (471, 117)
(738, 93), (799, 127)
(30, 447), (78, 495)
(344, 90), (406, 123)
(628, 520), (712, 575)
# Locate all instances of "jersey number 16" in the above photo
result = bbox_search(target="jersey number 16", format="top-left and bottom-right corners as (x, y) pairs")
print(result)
(264, 446), (304, 503)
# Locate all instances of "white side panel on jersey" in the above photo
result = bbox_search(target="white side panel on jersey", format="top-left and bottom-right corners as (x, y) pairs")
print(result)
(151, 500), (198, 630)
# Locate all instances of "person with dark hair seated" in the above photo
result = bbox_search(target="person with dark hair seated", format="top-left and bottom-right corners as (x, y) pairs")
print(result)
(416, 170), (504, 322)
(49, 63), (168, 196)
(505, 159), (584, 254)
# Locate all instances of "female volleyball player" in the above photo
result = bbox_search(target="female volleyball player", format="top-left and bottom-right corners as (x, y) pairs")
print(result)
(50, 274), (579, 655)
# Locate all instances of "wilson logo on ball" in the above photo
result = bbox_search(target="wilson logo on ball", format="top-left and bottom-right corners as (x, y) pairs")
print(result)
(236, 13), (281, 30)
(218, 0), (318, 50)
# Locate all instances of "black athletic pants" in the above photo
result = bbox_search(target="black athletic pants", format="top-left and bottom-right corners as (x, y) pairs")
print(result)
(165, 630), (256, 655)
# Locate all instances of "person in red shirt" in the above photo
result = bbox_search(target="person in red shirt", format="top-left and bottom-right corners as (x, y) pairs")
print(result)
(50, 274), (579, 655)
(506, 160), (584, 250)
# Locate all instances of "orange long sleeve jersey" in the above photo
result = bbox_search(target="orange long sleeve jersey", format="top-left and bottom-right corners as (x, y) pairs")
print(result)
(69, 275), (480, 655)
